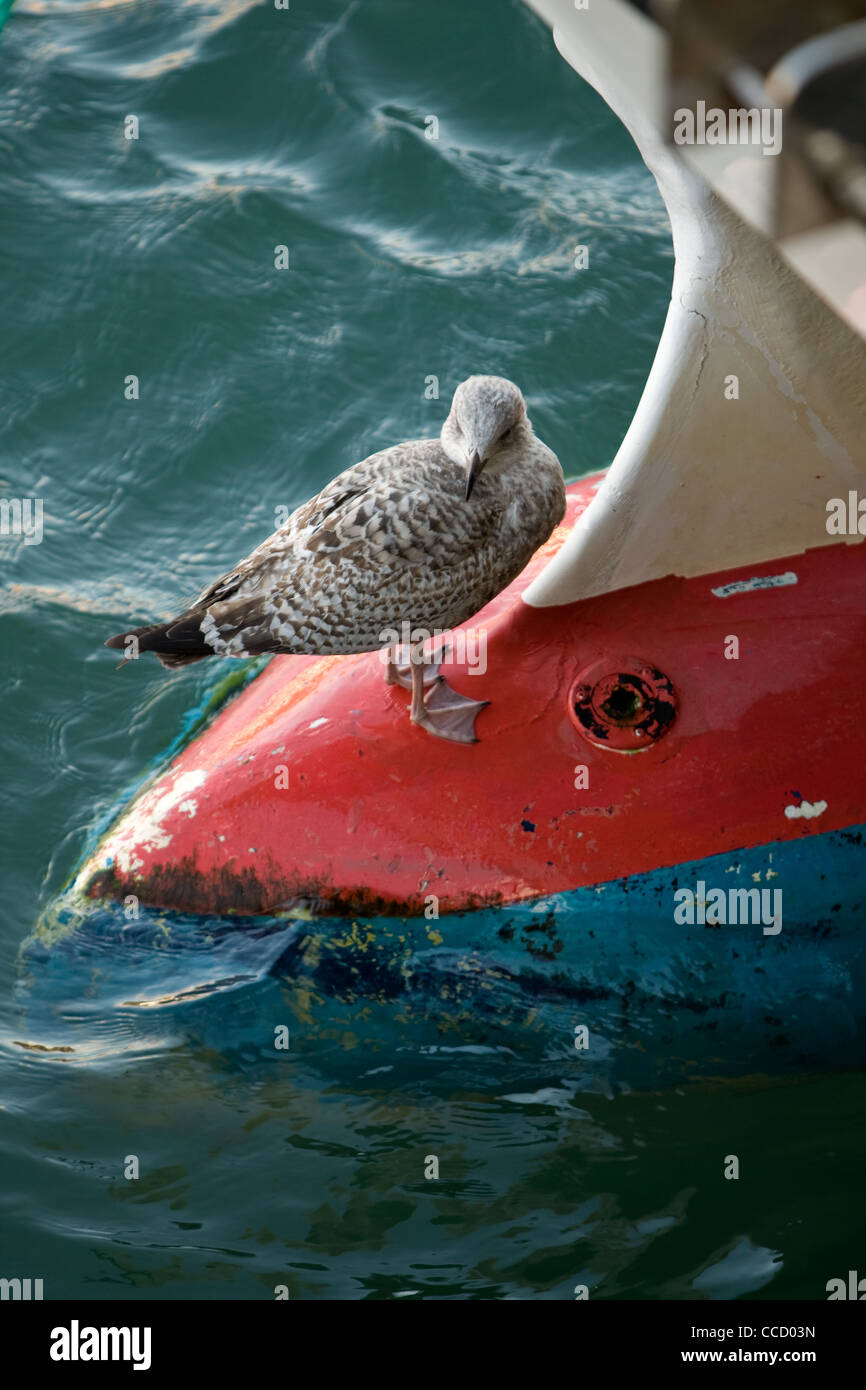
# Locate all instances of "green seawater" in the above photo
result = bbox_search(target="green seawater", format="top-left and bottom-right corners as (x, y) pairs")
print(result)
(1, 0), (863, 1301)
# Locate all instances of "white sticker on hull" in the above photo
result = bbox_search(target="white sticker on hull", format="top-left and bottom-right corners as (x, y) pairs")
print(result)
(711, 572), (798, 598)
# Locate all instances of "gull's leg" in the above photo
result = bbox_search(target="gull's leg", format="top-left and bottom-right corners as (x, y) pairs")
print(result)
(385, 644), (402, 687)
(407, 641), (489, 745)
(409, 648), (428, 723)
(386, 641), (446, 690)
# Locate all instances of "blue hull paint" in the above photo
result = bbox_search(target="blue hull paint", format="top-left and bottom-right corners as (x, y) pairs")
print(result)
(24, 824), (866, 1086)
(272, 823), (866, 1081)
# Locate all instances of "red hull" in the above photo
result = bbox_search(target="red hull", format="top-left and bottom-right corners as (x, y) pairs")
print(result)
(80, 475), (866, 916)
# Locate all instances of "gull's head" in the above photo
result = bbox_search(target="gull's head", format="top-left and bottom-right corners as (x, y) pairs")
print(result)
(440, 375), (530, 500)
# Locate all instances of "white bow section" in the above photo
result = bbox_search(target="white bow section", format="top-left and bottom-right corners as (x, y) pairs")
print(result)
(523, 0), (866, 607)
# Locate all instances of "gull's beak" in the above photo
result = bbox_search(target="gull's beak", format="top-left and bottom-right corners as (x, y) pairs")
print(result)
(464, 450), (484, 501)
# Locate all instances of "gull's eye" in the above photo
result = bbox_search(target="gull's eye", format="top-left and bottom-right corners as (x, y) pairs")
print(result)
(498, 426), (513, 444)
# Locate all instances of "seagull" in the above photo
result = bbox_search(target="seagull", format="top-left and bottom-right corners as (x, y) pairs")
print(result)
(105, 375), (566, 743)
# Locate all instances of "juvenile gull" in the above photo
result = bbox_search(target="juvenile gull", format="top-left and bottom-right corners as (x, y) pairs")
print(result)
(105, 376), (566, 743)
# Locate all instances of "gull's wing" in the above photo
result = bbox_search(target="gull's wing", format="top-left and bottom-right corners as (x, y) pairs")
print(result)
(144, 442), (504, 658)
(284, 445), (495, 568)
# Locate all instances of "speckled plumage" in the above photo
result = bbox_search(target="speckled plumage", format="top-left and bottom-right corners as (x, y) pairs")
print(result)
(106, 376), (566, 667)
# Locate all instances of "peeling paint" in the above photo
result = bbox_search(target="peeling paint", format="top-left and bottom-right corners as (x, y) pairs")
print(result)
(75, 769), (208, 883)
(785, 800), (828, 820)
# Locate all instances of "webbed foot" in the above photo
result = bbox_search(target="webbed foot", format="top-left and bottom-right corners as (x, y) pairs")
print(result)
(410, 676), (489, 744)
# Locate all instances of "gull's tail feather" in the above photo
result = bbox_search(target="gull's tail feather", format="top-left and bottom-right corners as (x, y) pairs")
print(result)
(104, 612), (213, 667)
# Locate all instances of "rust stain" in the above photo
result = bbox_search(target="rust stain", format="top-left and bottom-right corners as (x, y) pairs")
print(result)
(83, 856), (508, 919)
